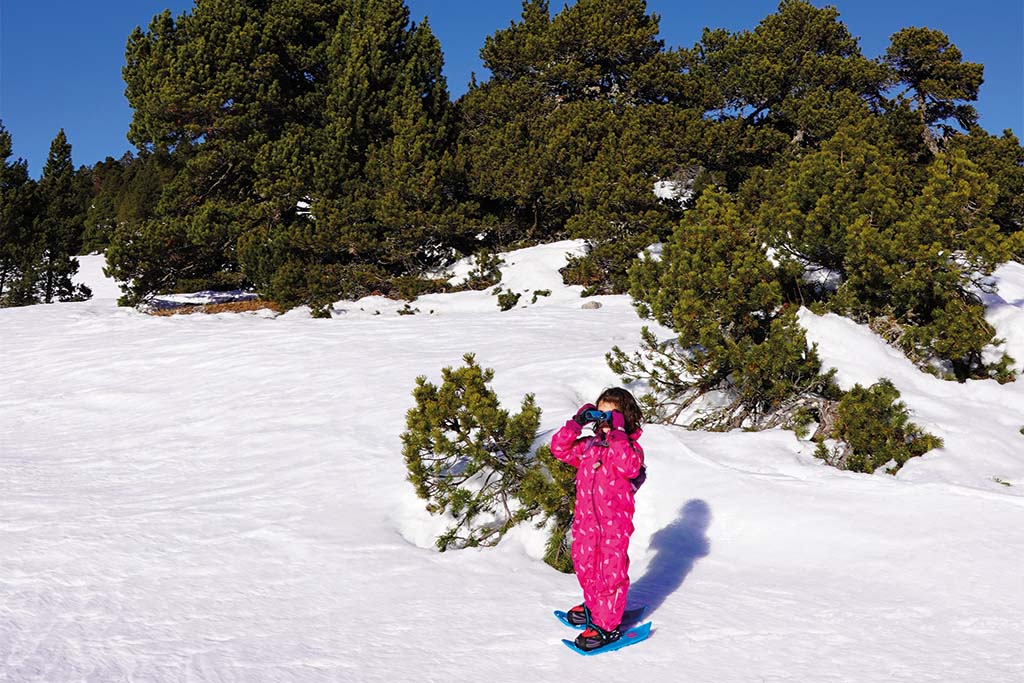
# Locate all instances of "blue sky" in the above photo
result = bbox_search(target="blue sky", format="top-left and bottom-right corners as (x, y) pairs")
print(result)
(1, 1), (1021, 176)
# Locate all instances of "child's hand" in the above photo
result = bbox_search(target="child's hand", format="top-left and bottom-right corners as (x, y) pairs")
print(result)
(573, 403), (598, 426)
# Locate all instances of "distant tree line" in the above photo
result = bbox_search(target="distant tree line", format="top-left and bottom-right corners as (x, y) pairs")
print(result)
(3, 0), (1022, 383)
(0, 123), (176, 305)
(1, 126), (92, 305)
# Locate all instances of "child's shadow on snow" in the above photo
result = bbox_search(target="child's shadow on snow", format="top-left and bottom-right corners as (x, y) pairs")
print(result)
(628, 499), (711, 619)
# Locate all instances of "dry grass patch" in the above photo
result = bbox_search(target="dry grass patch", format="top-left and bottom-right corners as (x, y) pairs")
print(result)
(148, 299), (285, 317)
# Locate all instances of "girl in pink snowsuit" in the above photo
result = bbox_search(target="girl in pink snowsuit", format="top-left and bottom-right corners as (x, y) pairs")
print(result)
(551, 387), (645, 651)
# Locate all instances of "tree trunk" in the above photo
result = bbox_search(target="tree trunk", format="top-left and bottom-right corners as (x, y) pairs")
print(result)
(44, 253), (54, 304)
(918, 94), (940, 155)
(811, 398), (840, 442)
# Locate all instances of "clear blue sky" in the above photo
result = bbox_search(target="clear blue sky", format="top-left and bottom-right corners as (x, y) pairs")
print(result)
(2, 1), (1021, 176)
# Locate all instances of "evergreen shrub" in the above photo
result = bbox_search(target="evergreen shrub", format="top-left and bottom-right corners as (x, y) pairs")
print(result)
(814, 379), (943, 473)
(609, 188), (837, 429)
(401, 354), (541, 550)
(497, 290), (521, 311)
(531, 289), (551, 304)
(401, 354), (578, 572)
(457, 252), (503, 291)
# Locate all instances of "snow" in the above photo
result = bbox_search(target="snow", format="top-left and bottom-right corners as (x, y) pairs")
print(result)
(653, 179), (693, 204)
(983, 261), (1024, 366)
(2, 246), (1023, 681)
(325, 240), (592, 318)
(75, 254), (122, 301)
(798, 260), (1024, 494)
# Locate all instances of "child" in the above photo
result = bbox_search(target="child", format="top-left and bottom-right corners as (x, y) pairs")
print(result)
(550, 387), (646, 652)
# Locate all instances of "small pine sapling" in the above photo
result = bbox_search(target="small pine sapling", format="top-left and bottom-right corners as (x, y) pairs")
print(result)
(402, 354), (541, 550)
(497, 290), (521, 311)
(461, 252), (504, 290)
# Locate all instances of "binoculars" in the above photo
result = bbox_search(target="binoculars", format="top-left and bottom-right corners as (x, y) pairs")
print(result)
(580, 409), (615, 424)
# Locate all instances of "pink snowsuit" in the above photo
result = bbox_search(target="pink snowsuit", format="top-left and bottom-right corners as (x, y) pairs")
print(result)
(551, 419), (644, 631)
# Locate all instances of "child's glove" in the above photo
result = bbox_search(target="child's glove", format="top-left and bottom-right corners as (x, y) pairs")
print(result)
(609, 410), (626, 432)
(572, 403), (598, 426)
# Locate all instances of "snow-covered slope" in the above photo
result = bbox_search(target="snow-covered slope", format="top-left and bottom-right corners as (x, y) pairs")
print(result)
(2, 244), (1023, 681)
(75, 253), (123, 301)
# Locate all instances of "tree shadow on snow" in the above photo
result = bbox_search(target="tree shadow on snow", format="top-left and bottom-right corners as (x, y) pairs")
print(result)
(628, 499), (711, 619)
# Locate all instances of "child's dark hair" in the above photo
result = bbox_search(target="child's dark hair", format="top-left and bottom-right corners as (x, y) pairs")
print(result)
(595, 387), (643, 434)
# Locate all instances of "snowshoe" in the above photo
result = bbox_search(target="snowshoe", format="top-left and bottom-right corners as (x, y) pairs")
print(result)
(562, 622), (652, 656)
(573, 623), (621, 652)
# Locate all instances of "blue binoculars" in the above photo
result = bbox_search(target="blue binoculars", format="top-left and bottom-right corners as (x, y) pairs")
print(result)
(581, 409), (614, 423)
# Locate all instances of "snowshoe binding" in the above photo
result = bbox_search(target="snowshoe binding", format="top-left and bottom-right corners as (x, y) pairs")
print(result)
(565, 604), (591, 627)
(573, 623), (621, 652)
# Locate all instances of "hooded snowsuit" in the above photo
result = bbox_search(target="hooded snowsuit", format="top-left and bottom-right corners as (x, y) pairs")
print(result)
(551, 419), (644, 631)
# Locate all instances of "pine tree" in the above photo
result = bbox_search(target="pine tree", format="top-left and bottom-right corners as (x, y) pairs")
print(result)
(118, 2), (322, 300)
(746, 120), (913, 294)
(612, 188), (834, 428)
(0, 122), (37, 306)
(461, 0), (687, 289)
(479, 0), (551, 82)
(363, 18), (475, 271)
(316, 4), (462, 276)
(674, 0), (894, 203)
(560, 103), (695, 293)
(401, 354), (542, 550)
(33, 130), (89, 303)
(743, 116), (1014, 380)
(236, 1), (466, 312)
(884, 27), (984, 154)
(460, 1), (562, 244)
(542, 0), (682, 105)
(82, 156), (126, 253)
(689, 0), (887, 157)
(950, 127), (1024, 251)
(116, 0), (467, 310)
(82, 151), (175, 254)
(518, 444), (576, 573)
(859, 150), (1010, 379)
